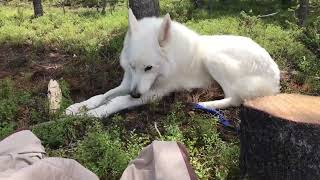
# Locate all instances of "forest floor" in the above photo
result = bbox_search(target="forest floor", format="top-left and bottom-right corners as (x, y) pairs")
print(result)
(0, 1), (319, 179)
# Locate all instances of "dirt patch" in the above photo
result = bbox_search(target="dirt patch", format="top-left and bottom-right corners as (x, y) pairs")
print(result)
(0, 44), (72, 89)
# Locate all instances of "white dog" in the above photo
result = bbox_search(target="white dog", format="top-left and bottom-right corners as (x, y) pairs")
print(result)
(66, 9), (280, 118)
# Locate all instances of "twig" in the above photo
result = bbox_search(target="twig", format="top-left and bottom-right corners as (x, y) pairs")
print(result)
(257, 12), (279, 18)
(154, 122), (162, 138)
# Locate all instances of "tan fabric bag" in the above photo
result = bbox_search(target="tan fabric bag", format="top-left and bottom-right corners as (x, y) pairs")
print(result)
(120, 141), (197, 180)
(0, 130), (98, 180)
(0, 131), (196, 180)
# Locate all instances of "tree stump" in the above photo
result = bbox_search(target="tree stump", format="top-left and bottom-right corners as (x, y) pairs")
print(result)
(240, 94), (320, 180)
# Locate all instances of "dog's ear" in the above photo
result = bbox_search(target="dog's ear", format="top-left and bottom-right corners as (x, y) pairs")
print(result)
(128, 8), (138, 34)
(158, 13), (171, 47)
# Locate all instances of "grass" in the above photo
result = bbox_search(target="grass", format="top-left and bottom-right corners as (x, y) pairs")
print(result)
(0, 4), (127, 59)
(0, 1), (319, 179)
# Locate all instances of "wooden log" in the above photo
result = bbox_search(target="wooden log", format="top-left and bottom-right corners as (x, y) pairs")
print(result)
(240, 94), (320, 180)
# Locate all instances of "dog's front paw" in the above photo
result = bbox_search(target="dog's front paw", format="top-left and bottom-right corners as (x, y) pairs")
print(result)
(65, 103), (87, 115)
(86, 105), (109, 118)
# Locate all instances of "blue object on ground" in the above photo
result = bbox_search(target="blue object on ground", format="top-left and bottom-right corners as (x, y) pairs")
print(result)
(193, 103), (232, 127)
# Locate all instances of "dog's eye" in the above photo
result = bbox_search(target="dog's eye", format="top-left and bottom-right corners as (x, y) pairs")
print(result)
(144, 66), (153, 72)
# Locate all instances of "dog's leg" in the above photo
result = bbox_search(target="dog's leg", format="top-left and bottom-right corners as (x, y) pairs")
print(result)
(85, 90), (166, 118)
(197, 84), (241, 109)
(198, 97), (241, 109)
(65, 72), (131, 115)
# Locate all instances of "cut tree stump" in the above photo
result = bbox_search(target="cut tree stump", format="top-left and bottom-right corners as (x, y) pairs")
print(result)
(240, 94), (320, 180)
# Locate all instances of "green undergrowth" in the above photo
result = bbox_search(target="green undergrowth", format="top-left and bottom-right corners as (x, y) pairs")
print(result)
(0, 78), (73, 139)
(0, 5), (127, 59)
(33, 103), (240, 180)
(0, 78), (32, 139)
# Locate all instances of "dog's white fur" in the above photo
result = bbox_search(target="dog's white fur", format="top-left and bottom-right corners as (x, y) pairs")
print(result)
(65, 9), (280, 118)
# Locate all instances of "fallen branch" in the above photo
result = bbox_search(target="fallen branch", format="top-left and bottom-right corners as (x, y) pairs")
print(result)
(154, 122), (162, 138)
(257, 12), (279, 18)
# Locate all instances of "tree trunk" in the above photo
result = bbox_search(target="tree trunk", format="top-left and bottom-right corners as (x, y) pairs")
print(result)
(33, 0), (43, 17)
(297, 0), (309, 27)
(62, 0), (66, 14)
(129, 0), (160, 20)
(208, 0), (214, 14)
(192, 0), (205, 8)
(240, 94), (320, 179)
(101, 0), (108, 15)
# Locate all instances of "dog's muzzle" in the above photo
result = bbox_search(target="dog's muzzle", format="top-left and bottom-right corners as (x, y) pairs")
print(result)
(130, 90), (141, 98)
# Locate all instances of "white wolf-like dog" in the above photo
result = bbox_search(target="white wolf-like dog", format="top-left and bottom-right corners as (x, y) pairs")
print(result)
(66, 9), (280, 118)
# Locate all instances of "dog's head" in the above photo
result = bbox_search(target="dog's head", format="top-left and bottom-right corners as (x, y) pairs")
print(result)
(120, 9), (172, 98)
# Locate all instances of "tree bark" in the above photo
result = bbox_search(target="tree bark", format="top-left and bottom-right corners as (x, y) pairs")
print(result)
(62, 0), (66, 14)
(129, 0), (160, 20)
(240, 94), (320, 179)
(33, 0), (43, 17)
(101, 0), (107, 15)
(297, 0), (309, 27)
(192, 0), (205, 8)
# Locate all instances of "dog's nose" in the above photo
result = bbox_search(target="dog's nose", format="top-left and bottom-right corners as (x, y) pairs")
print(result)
(130, 91), (141, 98)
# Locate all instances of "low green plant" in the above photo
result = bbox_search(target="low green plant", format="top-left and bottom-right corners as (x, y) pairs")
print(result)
(32, 116), (98, 149)
(0, 121), (15, 140)
(0, 78), (32, 138)
(125, 131), (150, 159)
(0, 79), (31, 120)
(74, 122), (130, 180)
(58, 79), (73, 111)
(159, 102), (240, 179)
(0, 78), (18, 122)
(303, 16), (320, 59)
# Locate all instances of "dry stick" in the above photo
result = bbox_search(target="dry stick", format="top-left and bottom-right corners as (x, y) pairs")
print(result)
(257, 12), (279, 18)
(154, 122), (162, 138)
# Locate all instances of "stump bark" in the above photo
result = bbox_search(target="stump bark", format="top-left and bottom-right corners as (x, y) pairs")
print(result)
(240, 94), (320, 180)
